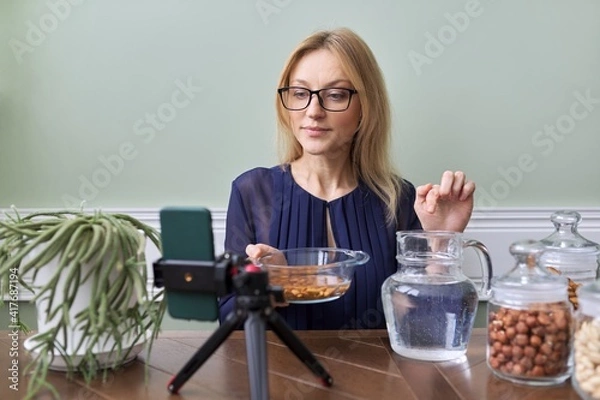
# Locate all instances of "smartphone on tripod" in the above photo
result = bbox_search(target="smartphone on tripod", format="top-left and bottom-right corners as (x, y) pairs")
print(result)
(159, 206), (218, 321)
(154, 206), (333, 398)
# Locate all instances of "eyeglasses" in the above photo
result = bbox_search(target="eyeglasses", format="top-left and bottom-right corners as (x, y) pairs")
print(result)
(277, 86), (358, 112)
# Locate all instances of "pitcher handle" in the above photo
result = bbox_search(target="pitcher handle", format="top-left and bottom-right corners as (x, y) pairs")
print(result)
(463, 239), (493, 300)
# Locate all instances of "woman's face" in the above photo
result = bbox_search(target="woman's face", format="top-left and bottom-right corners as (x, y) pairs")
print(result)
(286, 49), (361, 160)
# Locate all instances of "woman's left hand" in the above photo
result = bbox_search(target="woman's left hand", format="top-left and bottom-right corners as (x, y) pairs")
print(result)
(414, 170), (476, 232)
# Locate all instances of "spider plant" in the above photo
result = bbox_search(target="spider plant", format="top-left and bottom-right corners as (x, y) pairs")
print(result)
(0, 207), (165, 399)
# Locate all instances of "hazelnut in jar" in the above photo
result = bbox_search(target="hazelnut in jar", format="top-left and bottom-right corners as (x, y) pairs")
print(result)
(487, 240), (574, 386)
(573, 281), (600, 400)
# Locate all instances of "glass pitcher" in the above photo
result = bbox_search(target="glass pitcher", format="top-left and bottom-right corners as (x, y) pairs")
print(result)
(382, 231), (493, 361)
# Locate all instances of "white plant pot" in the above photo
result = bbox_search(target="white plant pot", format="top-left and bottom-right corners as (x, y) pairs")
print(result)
(23, 251), (149, 371)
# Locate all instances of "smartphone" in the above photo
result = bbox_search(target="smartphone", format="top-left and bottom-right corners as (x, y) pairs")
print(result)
(159, 206), (219, 321)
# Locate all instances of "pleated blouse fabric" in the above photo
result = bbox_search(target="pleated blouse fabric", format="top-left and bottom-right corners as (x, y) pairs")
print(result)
(220, 165), (422, 330)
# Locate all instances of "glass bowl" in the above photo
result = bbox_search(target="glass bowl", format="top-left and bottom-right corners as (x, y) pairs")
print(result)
(256, 247), (369, 304)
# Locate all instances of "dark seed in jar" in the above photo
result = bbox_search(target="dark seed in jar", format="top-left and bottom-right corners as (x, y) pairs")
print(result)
(523, 346), (536, 358)
(514, 334), (529, 346)
(534, 354), (547, 365)
(506, 326), (517, 339)
(511, 346), (524, 359)
(529, 335), (542, 348)
(515, 321), (529, 334)
(531, 365), (545, 377)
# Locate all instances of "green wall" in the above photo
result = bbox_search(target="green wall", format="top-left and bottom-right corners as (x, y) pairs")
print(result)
(1, 0), (599, 210)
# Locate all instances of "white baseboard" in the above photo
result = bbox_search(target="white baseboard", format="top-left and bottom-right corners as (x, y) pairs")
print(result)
(4, 207), (600, 301)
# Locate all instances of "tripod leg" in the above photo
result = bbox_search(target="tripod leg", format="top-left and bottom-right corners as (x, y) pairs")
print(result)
(168, 310), (245, 394)
(244, 311), (269, 400)
(266, 310), (333, 387)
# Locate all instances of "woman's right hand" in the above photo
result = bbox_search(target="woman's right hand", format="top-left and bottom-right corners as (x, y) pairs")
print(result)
(246, 243), (289, 308)
(245, 243), (283, 264)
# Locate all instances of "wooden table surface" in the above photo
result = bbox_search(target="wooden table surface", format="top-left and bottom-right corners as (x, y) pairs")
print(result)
(0, 328), (582, 400)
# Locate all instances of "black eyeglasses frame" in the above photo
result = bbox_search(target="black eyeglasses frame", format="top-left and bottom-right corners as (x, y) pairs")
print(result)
(277, 86), (358, 112)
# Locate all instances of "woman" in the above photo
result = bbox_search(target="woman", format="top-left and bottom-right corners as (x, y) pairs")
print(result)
(219, 27), (475, 330)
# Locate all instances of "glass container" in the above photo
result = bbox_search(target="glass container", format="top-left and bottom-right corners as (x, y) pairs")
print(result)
(573, 281), (600, 400)
(540, 210), (600, 281)
(257, 248), (369, 304)
(539, 211), (600, 311)
(487, 240), (573, 386)
(382, 231), (492, 361)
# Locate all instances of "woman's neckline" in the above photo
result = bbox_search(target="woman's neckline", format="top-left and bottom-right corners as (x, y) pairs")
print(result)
(284, 164), (360, 204)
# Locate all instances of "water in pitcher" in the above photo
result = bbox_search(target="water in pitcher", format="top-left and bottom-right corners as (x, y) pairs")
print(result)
(382, 274), (479, 361)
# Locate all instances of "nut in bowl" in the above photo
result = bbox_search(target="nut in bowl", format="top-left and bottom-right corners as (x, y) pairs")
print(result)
(257, 248), (370, 304)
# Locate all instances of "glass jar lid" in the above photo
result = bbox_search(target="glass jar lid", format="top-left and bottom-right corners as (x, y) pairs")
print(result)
(540, 210), (600, 255)
(492, 240), (569, 304)
(578, 281), (600, 317)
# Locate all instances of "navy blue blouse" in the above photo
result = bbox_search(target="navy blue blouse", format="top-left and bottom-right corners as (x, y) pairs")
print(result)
(220, 165), (421, 329)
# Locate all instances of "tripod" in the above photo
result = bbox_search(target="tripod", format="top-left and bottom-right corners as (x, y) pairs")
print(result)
(167, 263), (333, 400)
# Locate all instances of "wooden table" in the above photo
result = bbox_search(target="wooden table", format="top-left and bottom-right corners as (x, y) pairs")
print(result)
(0, 328), (581, 399)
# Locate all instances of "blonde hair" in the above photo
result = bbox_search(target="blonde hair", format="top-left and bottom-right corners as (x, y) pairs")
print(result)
(275, 27), (401, 225)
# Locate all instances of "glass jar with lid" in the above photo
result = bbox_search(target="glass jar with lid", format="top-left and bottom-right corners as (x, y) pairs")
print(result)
(487, 240), (574, 386)
(573, 281), (600, 400)
(540, 210), (600, 283)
